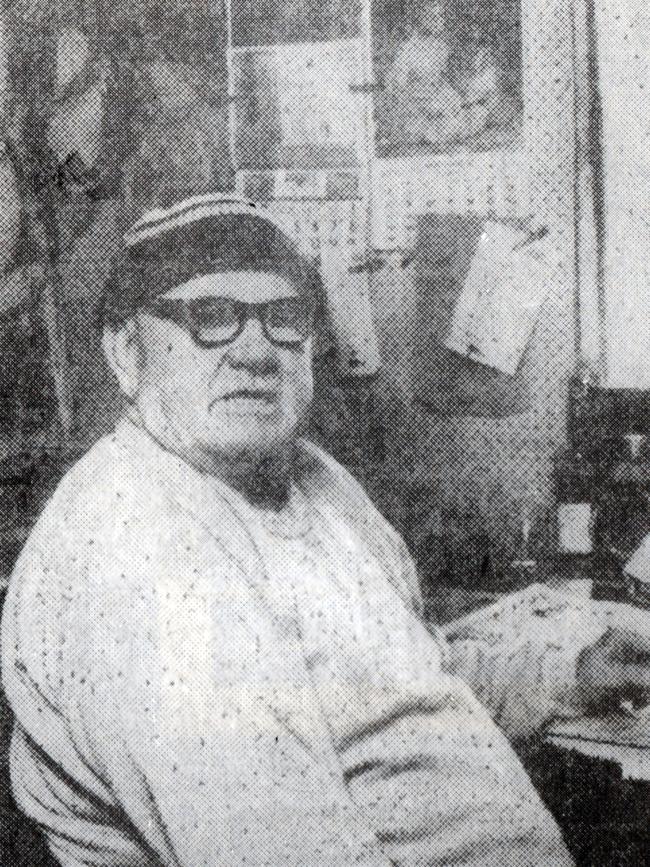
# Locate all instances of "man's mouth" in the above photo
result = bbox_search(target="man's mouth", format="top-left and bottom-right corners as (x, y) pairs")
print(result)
(219, 388), (279, 404)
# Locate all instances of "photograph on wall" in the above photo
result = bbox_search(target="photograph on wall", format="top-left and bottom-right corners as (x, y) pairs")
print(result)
(232, 40), (367, 171)
(230, 0), (363, 47)
(372, 0), (523, 158)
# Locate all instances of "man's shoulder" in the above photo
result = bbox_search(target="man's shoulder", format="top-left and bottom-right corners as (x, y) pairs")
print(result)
(298, 439), (389, 524)
(10, 430), (181, 596)
(33, 431), (168, 541)
(297, 439), (403, 553)
(297, 439), (365, 494)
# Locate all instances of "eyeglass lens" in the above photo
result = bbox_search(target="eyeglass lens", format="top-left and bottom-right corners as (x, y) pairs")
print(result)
(152, 297), (313, 346)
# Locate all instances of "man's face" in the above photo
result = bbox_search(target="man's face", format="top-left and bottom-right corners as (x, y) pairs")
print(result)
(130, 271), (314, 462)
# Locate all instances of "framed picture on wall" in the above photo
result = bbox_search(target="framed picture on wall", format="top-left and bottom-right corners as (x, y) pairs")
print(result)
(229, 40), (367, 172)
(225, 0), (370, 177)
(371, 0), (523, 159)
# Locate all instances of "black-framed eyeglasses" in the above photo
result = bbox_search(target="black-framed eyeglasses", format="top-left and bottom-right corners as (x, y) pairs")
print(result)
(142, 296), (315, 349)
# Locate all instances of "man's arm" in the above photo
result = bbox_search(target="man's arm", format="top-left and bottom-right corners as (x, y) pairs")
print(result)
(4, 542), (393, 867)
(2, 548), (166, 867)
(442, 591), (650, 740)
(310, 564), (574, 866)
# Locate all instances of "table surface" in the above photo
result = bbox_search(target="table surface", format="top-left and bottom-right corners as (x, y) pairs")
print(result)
(546, 714), (650, 781)
(522, 739), (650, 867)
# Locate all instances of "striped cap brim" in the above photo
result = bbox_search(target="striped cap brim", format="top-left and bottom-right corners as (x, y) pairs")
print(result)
(123, 194), (282, 248)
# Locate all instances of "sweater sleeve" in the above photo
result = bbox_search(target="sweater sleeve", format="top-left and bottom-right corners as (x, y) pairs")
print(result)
(3, 532), (392, 867)
(443, 591), (609, 740)
(331, 597), (574, 867)
(2, 546), (164, 867)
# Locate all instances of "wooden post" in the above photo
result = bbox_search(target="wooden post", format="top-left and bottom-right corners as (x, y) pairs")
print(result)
(15, 13), (75, 441)
(41, 262), (74, 438)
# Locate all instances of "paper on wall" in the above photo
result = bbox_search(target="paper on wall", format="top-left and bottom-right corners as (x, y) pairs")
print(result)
(266, 197), (366, 258)
(370, 149), (529, 250)
(320, 261), (380, 378)
(265, 198), (379, 376)
(231, 38), (368, 171)
(318, 203), (380, 378)
(273, 169), (328, 200)
(443, 220), (555, 376)
(624, 533), (650, 586)
(275, 40), (365, 154)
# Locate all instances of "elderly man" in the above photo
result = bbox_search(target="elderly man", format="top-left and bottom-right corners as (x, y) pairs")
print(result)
(2, 194), (644, 867)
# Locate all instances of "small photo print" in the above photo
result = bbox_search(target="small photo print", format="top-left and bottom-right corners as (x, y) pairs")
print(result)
(232, 43), (365, 171)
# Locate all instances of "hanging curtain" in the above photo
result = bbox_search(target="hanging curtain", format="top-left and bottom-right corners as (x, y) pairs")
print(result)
(594, 1), (650, 388)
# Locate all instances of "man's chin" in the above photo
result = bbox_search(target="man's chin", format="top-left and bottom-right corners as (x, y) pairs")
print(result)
(201, 423), (299, 463)
(204, 402), (310, 456)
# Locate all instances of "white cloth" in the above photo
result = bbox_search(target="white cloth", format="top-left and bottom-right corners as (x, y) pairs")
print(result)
(444, 585), (609, 741)
(1, 420), (572, 866)
(625, 533), (650, 585)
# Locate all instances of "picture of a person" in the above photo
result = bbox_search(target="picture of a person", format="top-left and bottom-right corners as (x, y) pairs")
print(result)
(382, 0), (464, 150)
(374, 0), (523, 156)
(460, 44), (500, 139)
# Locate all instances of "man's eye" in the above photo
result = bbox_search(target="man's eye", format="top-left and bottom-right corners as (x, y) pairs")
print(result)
(203, 310), (236, 328)
(268, 301), (309, 325)
(193, 300), (238, 327)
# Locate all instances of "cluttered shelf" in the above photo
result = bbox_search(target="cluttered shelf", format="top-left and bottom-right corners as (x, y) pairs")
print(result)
(417, 380), (650, 625)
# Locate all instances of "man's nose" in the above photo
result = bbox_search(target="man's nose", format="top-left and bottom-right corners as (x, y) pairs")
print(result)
(226, 317), (280, 375)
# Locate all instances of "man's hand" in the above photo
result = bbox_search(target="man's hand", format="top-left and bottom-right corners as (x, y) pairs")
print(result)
(576, 627), (650, 714)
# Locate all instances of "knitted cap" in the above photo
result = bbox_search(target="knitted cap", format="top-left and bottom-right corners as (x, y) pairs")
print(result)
(101, 194), (325, 329)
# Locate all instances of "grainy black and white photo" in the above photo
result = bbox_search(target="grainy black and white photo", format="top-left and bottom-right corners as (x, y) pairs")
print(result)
(0, 0), (650, 865)
(372, 0), (523, 157)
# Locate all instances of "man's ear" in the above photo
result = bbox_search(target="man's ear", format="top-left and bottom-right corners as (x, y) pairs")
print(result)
(102, 320), (143, 400)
